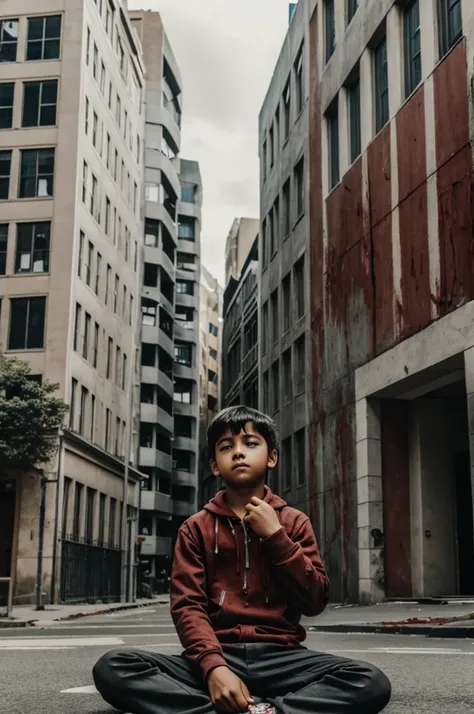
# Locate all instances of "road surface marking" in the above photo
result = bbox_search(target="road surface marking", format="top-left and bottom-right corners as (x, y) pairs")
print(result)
(50, 623), (175, 629)
(0, 637), (124, 649)
(61, 685), (98, 694)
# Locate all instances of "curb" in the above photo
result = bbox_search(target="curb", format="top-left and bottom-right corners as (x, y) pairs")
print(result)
(307, 623), (474, 638)
(0, 597), (170, 629)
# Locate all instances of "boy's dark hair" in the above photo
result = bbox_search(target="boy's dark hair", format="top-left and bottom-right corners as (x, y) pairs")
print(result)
(207, 406), (279, 459)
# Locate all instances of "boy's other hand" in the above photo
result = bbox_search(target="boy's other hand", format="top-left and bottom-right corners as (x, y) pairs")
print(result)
(207, 666), (254, 712)
(243, 497), (281, 539)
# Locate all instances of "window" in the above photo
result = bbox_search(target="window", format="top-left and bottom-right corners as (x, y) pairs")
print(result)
(0, 83), (14, 129)
(174, 380), (192, 404)
(174, 342), (192, 366)
(0, 224), (7, 275)
(73, 303), (82, 352)
(282, 437), (292, 491)
(93, 322), (99, 368)
(348, 77), (361, 162)
(209, 348), (218, 360)
(262, 139), (267, 181)
(92, 110), (98, 148)
(100, 61), (106, 95)
(15, 222), (50, 273)
(269, 126), (274, 168)
(283, 179), (291, 237)
(19, 148), (55, 198)
(271, 360), (279, 414)
(91, 174), (98, 218)
(283, 78), (291, 141)
(115, 416), (121, 456)
(105, 264), (111, 305)
(328, 105), (339, 189)
(347, 0), (358, 24)
(105, 409), (111, 451)
(79, 386), (88, 435)
(178, 217), (195, 241)
(73, 483), (83, 541)
(85, 241), (93, 286)
(105, 197), (111, 236)
(0, 150), (12, 199)
(85, 488), (95, 544)
(0, 19), (19, 63)
(438, 0), (462, 57)
(209, 323), (218, 337)
(83, 312), (91, 360)
(295, 158), (305, 219)
(283, 349), (292, 403)
(325, 0), (336, 62)
(114, 274), (119, 314)
(141, 298), (157, 326)
(294, 334), (306, 395)
(272, 198), (279, 255)
(282, 274), (291, 333)
(115, 346), (121, 385)
(22, 80), (58, 127)
(116, 94), (121, 127)
(8, 296), (46, 350)
(176, 280), (194, 295)
(271, 289), (279, 344)
(181, 184), (195, 203)
(108, 498), (116, 546)
(86, 26), (90, 66)
(122, 353), (127, 390)
(294, 256), (305, 319)
(295, 46), (304, 115)
(62, 476), (72, 536)
(26, 15), (62, 61)
(295, 429), (306, 486)
(78, 230), (84, 278)
(82, 161), (88, 204)
(98, 492), (105, 542)
(106, 337), (113, 378)
(374, 36), (389, 133)
(69, 380), (77, 430)
(93, 43), (98, 80)
(404, 0), (422, 97)
(262, 302), (268, 354)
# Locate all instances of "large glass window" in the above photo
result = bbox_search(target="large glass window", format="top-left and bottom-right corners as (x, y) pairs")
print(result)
(347, 0), (358, 24)
(22, 79), (58, 127)
(178, 217), (195, 241)
(26, 15), (62, 61)
(0, 19), (18, 63)
(181, 183), (195, 203)
(438, 0), (462, 57)
(328, 105), (339, 190)
(0, 224), (7, 275)
(19, 148), (55, 198)
(325, 0), (335, 62)
(374, 36), (389, 133)
(349, 77), (361, 163)
(283, 78), (291, 141)
(0, 83), (14, 129)
(174, 342), (192, 366)
(0, 150), (12, 199)
(9, 296), (46, 350)
(15, 222), (50, 273)
(404, 0), (422, 97)
(294, 45), (304, 115)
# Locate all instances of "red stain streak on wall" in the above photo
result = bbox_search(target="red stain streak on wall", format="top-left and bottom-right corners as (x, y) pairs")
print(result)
(397, 86), (426, 203)
(326, 159), (364, 259)
(437, 147), (474, 313)
(398, 185), (431, 338)
(372, 216), (394, 354)
(368, 125), (391, 227)
(434, 41), (469, 168)
(381, 400), (412, 598)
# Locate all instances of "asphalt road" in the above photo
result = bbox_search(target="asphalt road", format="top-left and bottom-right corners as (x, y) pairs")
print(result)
(1, 604), (473, 713)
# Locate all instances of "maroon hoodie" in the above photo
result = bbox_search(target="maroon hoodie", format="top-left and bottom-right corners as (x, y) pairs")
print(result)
(170, 485), (329, 682)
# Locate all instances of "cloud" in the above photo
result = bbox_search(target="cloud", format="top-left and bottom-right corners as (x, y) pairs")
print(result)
(128, 0), (290, 284)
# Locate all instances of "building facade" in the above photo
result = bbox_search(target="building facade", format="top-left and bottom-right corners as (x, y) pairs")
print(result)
(225, 217), (259, 287)
(198, 264), (222, 508)
(260, 0), (474, 603)
(222, 235), (259, 411)
(0, 0), (145, 606)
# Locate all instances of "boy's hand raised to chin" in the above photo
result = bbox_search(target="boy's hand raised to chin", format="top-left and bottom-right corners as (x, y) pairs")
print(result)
(243, 497), (282, 539)
(207, 666), (254, 713)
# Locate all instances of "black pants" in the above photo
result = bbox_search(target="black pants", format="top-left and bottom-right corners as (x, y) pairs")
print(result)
(93, 643), (391, 714)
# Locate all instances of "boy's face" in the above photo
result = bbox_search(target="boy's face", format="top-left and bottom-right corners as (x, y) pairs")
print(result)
(210, 421), (278, 485)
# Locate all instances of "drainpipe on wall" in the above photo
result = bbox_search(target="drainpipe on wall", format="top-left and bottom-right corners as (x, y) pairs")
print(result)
(50, 430), (64, 605)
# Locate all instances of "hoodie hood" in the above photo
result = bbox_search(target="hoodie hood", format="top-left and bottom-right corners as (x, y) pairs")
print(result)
(203, 485), (288, 604)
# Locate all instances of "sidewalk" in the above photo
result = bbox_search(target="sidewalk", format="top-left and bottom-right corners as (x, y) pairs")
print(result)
(302, 600), (474, 638)
(0, 595), (171, 628)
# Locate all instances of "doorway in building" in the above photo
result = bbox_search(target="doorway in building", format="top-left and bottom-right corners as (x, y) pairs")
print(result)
(454, 451), (474, 595)
(0, 480), (16, 578)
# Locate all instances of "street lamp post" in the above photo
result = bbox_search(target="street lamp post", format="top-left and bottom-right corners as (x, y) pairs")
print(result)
(35, 470), (58, 611)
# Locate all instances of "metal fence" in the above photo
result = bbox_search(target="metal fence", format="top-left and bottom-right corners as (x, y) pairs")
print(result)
(59, 537), (121, 605)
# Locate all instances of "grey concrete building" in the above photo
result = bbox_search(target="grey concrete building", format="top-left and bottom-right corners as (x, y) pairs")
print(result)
(222, 235), (259, 410)
(198, 264), (222, 508)
(258, 3), (311, 506)
(225, 217), (259, 288)
(0, 0), (145, 606)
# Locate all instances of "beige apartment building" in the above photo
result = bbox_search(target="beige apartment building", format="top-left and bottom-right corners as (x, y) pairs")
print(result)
(198, 264), (222, 508)
(0, 0), (145, 607)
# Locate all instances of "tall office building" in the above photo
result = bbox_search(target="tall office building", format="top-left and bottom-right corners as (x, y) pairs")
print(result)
(198, 264), (222, 508)
(0, 0), (145, 605)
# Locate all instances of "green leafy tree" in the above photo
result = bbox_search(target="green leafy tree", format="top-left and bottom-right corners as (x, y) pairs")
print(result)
(0, 353), (68, 474)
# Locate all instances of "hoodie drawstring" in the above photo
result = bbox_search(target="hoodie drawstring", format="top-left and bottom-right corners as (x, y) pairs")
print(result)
(213, 514), (269, 605)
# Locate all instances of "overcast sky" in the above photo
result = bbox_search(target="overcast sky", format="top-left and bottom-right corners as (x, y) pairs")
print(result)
(128, 0), (291, 285)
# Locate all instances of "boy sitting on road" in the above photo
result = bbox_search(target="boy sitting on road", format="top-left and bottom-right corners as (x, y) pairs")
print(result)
(93, 406), (391, 714)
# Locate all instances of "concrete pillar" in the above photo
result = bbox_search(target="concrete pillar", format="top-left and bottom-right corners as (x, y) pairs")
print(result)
(355, 398), (384, 603)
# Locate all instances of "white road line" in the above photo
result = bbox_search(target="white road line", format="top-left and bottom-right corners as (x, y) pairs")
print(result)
(0, 637), (124, 649)
(61, 685), (98, 694)
(50, 623), (174, 629)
